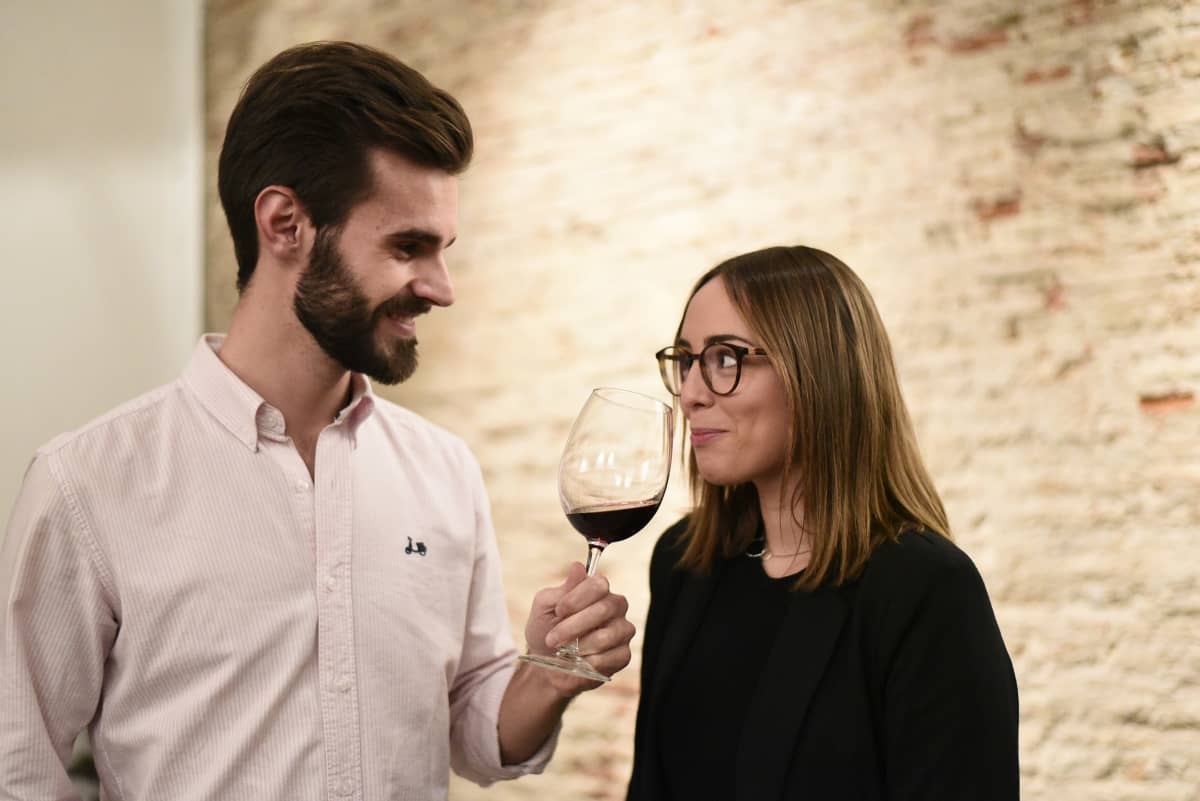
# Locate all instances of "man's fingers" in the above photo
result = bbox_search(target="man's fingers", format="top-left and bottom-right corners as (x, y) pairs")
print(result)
(552, 573), (613, 619)
(562, 561), (588, 587)
(546, 592), (630, 649)
(531, 563), (589, 615)
(552, 562), (589, 601)
(577, 618), (637, 659)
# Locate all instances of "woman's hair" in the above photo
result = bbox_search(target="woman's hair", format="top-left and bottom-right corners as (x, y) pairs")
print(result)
(676, 245), (950, 589)
(218, 41), (473, 292)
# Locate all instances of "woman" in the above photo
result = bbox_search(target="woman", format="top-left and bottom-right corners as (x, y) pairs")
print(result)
(627, 246), (1019, 800)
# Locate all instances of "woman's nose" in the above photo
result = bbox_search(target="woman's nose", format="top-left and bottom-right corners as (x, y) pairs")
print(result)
(679, 362), (713, 409)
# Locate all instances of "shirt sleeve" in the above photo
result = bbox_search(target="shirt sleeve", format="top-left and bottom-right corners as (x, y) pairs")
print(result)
(0, 453), (119, 800)
(445, 447), (559, 786)
(880, 543), (1020, 800)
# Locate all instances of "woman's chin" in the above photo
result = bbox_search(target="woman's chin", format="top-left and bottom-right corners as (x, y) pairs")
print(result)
(696, 463), (742, 488)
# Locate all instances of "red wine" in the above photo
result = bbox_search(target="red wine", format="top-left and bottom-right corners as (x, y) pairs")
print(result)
(566, 500), (660, 545)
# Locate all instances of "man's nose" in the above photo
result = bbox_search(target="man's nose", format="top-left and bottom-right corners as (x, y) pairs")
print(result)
(413, 255), (454, 307)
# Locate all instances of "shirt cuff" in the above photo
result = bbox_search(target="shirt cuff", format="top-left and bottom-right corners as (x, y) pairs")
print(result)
(499, 715), (561, 777)
(454, 661), (562, 785)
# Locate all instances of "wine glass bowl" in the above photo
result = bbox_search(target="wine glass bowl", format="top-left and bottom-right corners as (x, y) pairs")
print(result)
(520, 387), (673, 682)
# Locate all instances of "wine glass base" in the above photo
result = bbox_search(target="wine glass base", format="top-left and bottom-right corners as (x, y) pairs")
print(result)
(519, 652), (611, 683)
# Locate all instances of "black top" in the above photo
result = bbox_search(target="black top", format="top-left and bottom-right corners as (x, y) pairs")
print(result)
(657, 554), (797, 800)
(627, 518), (1020, 801)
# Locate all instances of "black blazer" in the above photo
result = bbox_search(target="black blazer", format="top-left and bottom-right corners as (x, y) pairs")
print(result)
(627, 519), (1019, 801)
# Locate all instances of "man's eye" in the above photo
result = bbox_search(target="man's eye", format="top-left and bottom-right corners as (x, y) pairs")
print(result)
(392, 241), (427, 259)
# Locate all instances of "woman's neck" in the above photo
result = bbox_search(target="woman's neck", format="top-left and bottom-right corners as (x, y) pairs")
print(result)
(755, 475), (812, 575)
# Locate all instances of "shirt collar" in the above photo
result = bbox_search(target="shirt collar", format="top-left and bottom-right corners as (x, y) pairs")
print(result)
(182, 334), (376, 451)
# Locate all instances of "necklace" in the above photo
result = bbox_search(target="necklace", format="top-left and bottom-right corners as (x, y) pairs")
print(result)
(745, 538), (811, 561)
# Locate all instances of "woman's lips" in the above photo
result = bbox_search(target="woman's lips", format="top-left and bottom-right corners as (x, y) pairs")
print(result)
(690, 428), (724, 446)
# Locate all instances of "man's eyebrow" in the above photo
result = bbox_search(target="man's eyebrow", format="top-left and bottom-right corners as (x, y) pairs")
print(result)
(384, 229), (456, 248)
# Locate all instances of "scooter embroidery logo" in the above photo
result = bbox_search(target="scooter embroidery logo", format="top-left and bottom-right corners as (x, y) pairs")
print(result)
(405, 536), (427, 557)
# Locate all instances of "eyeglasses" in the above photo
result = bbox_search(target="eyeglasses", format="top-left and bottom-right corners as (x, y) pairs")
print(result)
(654, 343), (769, 397)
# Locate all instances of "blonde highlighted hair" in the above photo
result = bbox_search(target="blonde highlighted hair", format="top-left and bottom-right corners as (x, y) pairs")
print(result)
(675, 246), (950, 589)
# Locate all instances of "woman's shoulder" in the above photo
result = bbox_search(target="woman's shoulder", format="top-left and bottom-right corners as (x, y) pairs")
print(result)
(854, 529), (1013, 689)
(848, 529), (1005, 650)
(648, 515), (691, 585)
(650, 516), (689, 563)
(858, 528), (989, 601)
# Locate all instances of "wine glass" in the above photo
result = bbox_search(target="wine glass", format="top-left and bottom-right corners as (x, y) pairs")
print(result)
(520, 387), (673, 682)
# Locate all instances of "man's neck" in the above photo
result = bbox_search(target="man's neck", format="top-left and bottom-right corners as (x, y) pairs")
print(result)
(218, 291), (353, 450)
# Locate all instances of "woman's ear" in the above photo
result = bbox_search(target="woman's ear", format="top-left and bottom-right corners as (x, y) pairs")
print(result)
(253, 185), (312, 267)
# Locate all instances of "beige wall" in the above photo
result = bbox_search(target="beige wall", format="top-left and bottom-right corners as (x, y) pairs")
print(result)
(205, 2), (1200, 799)
(0, 0), (204, 527)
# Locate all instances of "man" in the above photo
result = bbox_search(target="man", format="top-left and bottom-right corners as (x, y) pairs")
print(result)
(0, 41), (634, 800)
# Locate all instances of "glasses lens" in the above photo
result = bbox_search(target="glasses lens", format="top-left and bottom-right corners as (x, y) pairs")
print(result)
(703, 344), (740, 395)
(657, 349), (684, 396)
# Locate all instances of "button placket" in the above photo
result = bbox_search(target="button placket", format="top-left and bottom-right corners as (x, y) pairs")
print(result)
(313, 428), (363, 801)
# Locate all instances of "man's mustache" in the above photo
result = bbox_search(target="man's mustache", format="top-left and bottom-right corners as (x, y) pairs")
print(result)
(375, 295), (432, 320)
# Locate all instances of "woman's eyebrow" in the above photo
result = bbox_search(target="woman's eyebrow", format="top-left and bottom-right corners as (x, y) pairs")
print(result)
(675, 334), (758, 348)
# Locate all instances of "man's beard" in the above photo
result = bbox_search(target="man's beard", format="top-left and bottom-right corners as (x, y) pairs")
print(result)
(293, 228), (430, 385)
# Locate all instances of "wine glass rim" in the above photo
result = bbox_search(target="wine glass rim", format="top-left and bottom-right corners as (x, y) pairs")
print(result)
(590, 386), (671, 412)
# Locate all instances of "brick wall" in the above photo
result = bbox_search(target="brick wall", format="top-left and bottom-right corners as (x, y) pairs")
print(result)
(205, 1), (1200, 798)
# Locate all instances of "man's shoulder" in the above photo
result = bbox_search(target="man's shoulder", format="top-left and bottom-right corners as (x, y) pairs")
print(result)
(37, 380), (184, 461)
(364, 394), (474, 460)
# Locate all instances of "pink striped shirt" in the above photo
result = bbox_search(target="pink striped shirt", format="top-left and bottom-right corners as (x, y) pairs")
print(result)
(0, 335), (555, 801)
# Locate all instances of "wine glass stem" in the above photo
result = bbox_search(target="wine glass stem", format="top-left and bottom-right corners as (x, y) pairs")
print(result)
(584, 541), (606, 577)
(560, 541), (608, 662)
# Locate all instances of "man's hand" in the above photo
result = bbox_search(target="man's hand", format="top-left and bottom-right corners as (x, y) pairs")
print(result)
(498, 562), (637, 764)
(524, 561), (636, 696)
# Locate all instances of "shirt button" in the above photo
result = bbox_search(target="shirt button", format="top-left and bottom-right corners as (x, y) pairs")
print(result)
(335, 674), (353, 693)
(323, 576), (336, 593)
(294, 480), (310, 492)
(336, 777), (354, 796)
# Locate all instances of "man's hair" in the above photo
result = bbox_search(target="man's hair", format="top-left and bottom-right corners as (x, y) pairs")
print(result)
(217, 41), (473, 291)
(673, 246), (950, 590)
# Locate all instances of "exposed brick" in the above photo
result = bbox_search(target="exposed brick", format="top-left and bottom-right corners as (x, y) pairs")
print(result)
(1043, 280), (1067, 310)
(972, 192), (1023, 222)
(203, 2), (1200, 800)
(1130, 142), (1181, 169)
(1014, 120), (1048, 155)
(1022, 65), (1072, 84)
(904, 13), (937, 52)
(947, 27), (1009, 53)
(1064, 0), (1097, 27)
(1139, 391), (1195, 416)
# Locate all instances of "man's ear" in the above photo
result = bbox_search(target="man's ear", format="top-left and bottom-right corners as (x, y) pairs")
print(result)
(254, 185), (312, 266)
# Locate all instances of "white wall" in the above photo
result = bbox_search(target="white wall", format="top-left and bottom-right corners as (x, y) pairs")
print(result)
(0, 0), (203, 526)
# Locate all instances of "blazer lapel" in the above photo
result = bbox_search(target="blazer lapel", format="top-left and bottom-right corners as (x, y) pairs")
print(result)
(735, 586), (848, 801)
(647, 560), (724, 719)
